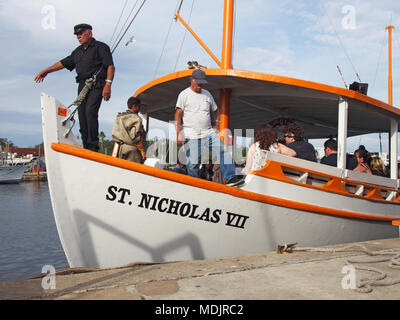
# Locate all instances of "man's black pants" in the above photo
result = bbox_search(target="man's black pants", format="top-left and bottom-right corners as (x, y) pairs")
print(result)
(77, 80), (104, 152)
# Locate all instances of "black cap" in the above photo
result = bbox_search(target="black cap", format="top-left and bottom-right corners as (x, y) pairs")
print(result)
(191, 69), (208, 84)
(74, 23), (92, 35)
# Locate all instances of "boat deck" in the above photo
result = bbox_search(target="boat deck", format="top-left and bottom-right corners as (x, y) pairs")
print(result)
(1, 237), (399, 300)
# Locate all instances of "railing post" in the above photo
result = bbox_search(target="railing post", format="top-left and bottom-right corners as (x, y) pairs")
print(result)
(337, 96), (348, 170)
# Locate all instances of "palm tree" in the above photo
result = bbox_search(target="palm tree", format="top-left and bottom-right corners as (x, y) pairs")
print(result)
(99, 131), (106, 153)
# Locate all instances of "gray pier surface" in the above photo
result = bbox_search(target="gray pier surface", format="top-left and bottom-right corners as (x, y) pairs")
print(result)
(1, 238), (400, 300)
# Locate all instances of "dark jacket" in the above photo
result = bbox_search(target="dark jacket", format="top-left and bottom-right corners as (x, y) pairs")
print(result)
(287, 140), (317, 162)
(320, 153), (357, 170)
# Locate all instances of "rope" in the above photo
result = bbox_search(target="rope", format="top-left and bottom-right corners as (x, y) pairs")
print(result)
(62, 75), (99, 137)
(153, 0), (182, 79)
(293, 244), (400, 293)
(318, 0), (362, 82)
(336, 65), (347, 89)
(110, 0), (139, 51)
(173, 0), (195, 72)
(371, 28), (387, 96)
(111, 0), (147, 54)
(28, 261), (168, 279)
(312, 0), (347, 88)
(109, 0), (129, 47)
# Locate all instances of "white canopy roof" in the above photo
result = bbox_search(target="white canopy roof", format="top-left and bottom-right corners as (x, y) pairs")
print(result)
(135, 69), (400, 139)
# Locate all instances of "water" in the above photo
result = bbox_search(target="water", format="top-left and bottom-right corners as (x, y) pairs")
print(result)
(0, 181), (69, 282)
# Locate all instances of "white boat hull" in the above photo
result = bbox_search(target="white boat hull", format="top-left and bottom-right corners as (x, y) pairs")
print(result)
(0, 165), (28, 184)
(41, 93), (399, 268)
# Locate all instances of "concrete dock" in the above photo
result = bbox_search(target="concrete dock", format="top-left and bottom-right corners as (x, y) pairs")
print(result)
(21, 172), (47, 182)
(1, 238), (400, 300)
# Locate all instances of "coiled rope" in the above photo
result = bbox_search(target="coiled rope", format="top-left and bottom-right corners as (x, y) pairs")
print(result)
(293, 244), (400, 293)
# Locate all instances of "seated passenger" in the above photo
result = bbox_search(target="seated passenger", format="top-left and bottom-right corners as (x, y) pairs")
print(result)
(283, 122), (317, 162)
(370, 156), (388, 177)
(243, 125), (296, 175)
(112, 97), (146, 163)
(353, 149), (372, 174)
(320, 138), (357, 169)
(357, 145), (372, 166)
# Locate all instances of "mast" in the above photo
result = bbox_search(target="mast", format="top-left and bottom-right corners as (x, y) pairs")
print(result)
(222, 0), (234, 70)
(386, 25), (398, 179)
(174, 0), (235, 143)
(387, 25), (394, 105)
(219, 0), (235, 144)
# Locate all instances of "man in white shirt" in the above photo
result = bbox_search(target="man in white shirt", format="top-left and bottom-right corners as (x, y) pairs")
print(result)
(174, 69), (241, 185)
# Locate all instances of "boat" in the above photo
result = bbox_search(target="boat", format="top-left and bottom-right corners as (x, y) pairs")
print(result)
(0, 148), (31, 184)
(0, 165), (29, 184)
(40, 0), (400, 268)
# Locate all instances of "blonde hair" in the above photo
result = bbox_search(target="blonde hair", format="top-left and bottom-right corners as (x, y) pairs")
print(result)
(370, 157), (387, 175)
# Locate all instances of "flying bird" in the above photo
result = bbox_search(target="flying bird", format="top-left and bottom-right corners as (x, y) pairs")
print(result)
(125, 36), (136, 46)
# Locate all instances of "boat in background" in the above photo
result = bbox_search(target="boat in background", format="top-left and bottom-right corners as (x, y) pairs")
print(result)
(40, 0), (400, 269)
(0, 164), (29, 184)
(0, 148), (30, 184)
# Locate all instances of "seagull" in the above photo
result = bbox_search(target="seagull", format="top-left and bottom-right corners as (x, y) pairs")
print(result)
(125, 36), (135, 46)
(187, 61), (207, 69)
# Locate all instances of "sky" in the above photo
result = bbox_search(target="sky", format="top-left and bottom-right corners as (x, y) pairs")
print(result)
(1, 0), (400, 156)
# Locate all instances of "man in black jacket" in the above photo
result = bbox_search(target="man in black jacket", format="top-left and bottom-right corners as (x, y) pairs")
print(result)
(284, 122), (317, 162)
(320, 138), (357, 169)
(34, 23), (115, 152)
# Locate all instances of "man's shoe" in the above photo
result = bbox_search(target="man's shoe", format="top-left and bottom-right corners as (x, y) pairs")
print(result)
(226, 175), (245, 186)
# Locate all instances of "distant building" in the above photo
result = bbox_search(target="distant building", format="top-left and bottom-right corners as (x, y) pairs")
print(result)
(10, 147), (45, 157)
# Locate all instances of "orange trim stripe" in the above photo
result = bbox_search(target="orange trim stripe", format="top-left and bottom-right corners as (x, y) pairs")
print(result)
(135, 68), (400, 116)
(51, 143), (400, 222)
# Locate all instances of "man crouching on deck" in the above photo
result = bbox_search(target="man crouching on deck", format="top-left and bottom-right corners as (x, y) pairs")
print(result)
(112, 97), (146, 163)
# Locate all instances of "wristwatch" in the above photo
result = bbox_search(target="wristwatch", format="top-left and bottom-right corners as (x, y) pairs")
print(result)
(105, 79), (112, 84)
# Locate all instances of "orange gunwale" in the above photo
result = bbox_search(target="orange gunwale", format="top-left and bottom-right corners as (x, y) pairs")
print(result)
(253, 160), (399, 204)
(52, 143), (400, 222)
(135, 68), (400, 116)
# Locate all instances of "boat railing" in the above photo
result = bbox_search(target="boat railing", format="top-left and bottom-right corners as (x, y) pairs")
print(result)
(344, 169), (398, 189)
(250, 150), (399, 203)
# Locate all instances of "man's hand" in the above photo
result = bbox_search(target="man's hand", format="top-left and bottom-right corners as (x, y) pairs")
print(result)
(177, 131), (185, 146)
(34, 62), (64, 83)
(34, 70), (48, 83)
(102, 83), (111, 101)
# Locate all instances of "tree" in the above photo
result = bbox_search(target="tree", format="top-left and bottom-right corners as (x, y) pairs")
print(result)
(99, 131), (106, 154)
(0, 138), (14, 149)
(102, 139), (115, 155)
